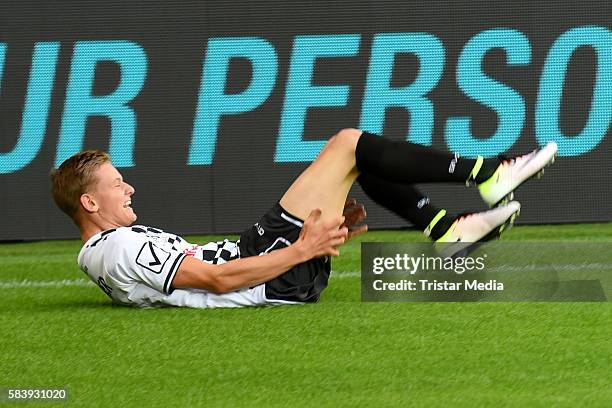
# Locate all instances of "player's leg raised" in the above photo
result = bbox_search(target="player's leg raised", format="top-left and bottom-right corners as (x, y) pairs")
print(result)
(279, 128), (362, 221)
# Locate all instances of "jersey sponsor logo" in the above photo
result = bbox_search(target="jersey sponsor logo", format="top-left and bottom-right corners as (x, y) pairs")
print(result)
(136, 241), (171, 274)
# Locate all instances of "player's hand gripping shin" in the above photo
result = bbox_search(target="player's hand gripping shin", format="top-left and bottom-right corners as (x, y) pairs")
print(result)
(172, 209), (348, 293)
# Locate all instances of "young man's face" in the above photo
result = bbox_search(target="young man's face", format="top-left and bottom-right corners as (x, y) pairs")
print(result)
(87, 162), (137, 227)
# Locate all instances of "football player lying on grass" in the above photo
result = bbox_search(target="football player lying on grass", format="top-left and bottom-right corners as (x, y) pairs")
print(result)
(51, 129), (556, 308)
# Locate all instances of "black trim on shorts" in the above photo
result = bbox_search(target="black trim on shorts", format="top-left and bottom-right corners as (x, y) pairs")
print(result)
(278, 207), (304, 225)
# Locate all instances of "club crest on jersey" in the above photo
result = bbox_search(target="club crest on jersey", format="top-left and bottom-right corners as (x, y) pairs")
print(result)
(136, 241), (171, 274)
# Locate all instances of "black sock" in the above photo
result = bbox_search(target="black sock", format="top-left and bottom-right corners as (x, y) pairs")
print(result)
(358, 172), (455, 241)
(355, 132), (500, 184)
(473, 157), (502, 183)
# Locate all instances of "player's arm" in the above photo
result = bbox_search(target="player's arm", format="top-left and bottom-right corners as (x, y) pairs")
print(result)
(171, 209), (347, 294)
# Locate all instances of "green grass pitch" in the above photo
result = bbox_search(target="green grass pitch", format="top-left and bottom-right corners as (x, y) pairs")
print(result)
(1, 224), (612, 407)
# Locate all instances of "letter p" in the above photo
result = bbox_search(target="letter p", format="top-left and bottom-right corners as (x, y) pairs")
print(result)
(189, 37), (278, 165)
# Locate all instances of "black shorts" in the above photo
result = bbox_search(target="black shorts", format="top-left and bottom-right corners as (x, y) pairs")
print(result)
(238, 203), (331, 303)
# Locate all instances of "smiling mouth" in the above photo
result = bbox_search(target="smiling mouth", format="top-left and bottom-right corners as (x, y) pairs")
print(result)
(123, 200), (132, 208)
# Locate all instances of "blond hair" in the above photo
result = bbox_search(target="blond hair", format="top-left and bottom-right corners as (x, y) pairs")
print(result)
(50, 150), (111, 222)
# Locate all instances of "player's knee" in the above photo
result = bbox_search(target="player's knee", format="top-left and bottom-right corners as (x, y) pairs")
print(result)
(333, 128), (362, 152)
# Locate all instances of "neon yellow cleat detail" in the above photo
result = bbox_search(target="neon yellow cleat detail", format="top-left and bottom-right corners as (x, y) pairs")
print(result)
(435, 201), (521, 258)
(478, 142), (557, 207)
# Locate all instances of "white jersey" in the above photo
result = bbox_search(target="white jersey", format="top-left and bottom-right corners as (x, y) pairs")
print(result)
(77, 225), (290, 308)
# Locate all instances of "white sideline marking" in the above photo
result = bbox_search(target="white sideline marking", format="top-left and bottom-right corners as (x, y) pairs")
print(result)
(0, 274), (359, 289)
(332, 272), (361, 279)
(0, 278), (93, 289)
(0, 276), (359, 290)
(0, 263), (609, 289)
